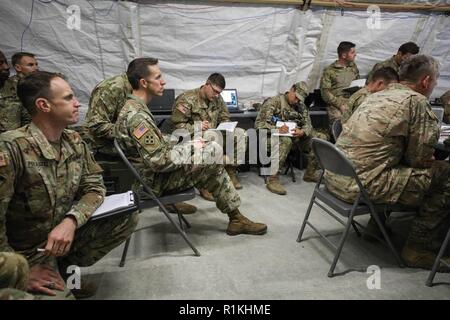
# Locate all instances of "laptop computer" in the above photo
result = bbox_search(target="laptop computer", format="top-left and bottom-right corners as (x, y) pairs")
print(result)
(148, 89), (175, 114)
(221, 89), (243, 113)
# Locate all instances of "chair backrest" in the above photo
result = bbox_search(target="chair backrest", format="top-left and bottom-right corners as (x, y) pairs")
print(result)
(113, 139), (157, 198)
(331, 120), (342, 141)
(312, 138), (359, 179)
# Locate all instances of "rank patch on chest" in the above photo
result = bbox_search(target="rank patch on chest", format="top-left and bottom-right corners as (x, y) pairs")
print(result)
(133, 122), (150, 139)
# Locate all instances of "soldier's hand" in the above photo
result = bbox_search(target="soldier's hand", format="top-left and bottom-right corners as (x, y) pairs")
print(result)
(292, 128), (305, 138)
(201, 120), (210, 131)
(340, 104), (348, 113)
(279, 124), (289, 134)
(27, 264), (65, 296)
(44, 217), (77, 257)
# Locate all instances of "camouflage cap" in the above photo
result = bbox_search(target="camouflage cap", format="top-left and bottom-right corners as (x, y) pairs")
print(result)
(294, 81), (309, 101)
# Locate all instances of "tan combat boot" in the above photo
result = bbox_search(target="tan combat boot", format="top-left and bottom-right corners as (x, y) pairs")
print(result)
(162, 202), (197, 215)
(199, 189), (214, 202)
(401, 241), (450, 272)
(302, 156), (320, 183)
(266, 175), (286, 195)
(226, 209), (267, 236)
(225, 166), (242, 190)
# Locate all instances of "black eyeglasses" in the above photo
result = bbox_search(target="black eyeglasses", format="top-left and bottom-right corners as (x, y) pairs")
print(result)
(209, 83), (222, 95)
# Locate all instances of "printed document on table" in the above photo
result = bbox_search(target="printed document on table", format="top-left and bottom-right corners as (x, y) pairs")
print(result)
(273, 121), (297, 137)
(91, 191), (134, 219)
(214, 121), (238, 132)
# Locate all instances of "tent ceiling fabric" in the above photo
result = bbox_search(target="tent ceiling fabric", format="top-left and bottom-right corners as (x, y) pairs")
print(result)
(2, 0), (449, 123)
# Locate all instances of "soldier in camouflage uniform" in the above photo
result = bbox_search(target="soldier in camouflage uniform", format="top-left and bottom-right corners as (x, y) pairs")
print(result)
(325, 55), (450, 271)
(0, 51), (34, 133)
(320, 41), (359, 124)
(367, 42), (419, 81)
(255, 82), (328, 195)
(0, 71), (138, 299)
(0, 252), (35, 300)
(341, 67), (399, 124)
(115, 58), (267, 236)
(171, 73), (245, 201)
(83, 72), (133, 154)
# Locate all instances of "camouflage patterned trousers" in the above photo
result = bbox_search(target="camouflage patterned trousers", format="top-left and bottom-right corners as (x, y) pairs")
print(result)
(0, 252), (34, 300)
(4, 213), (138, 300)
(262, 130), (328, 175)
(141, 163), (241, 215)
(397, 160), (450, 250)
(205, 127), (247, 166)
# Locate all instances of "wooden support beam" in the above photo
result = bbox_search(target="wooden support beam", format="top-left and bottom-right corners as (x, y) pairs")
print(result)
(207, 0), (450, 12)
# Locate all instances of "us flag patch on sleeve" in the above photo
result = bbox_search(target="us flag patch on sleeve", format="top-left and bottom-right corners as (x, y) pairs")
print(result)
(133, 121), (150, 139)
(0, 152), (7, 167)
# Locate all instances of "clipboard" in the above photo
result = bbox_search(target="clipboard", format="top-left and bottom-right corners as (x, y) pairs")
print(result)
(90, 191), (139, 221)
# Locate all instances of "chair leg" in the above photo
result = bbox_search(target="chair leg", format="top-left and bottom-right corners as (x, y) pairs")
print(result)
(119, 237), (131, 267)
(370, 210), (404, 267)
(297, 194), (316, 242)
(158, 204), (201, 256)
(426, 227), (450, 287)
(328, 211), (357, 277)
(290, 163), (296, 182)
(352, 221), (361, 237)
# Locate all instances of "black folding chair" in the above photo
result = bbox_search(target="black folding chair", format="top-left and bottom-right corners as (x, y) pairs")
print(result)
(297, 138), (408, 277)
(114, 139), (200, 267)
(426, 227), (450, 287)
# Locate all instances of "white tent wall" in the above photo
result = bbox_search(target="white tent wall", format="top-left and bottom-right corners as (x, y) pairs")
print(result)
(0, 0), (449, 123)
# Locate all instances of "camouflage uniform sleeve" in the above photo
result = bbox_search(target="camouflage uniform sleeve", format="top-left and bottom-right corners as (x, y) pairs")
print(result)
(0, 141), (20, 252)
(171, 95), (195, 135)
(404, 97), (439, 168)
(66, 141), (105, 228)
(300, 103), (313, 137)
(320, 68), (346, 109)
(85, 89), (119, 142)
(255, 98), (277, 130)
(130, 112), (185, 172)
(218, 99), (230, 123)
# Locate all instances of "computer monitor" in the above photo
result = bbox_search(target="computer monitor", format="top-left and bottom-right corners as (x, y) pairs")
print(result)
(220, 89), (238, 111)
(148, 89), (175, 114)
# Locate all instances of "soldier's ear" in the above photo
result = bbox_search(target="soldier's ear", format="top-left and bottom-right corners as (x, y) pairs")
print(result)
(35, 98), (51, 113)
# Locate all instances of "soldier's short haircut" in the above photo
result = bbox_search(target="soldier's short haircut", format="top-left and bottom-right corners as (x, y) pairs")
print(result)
(11, 52), (36, 66)
(17, 71), (65, 116)
(127, 57), (159, 90)
(207, 73), (226, 89)
(369, 67), (399, 83)
(399, 55), (439, 83)
(337, 41), (356, 57)
(398, 42), (420, 55)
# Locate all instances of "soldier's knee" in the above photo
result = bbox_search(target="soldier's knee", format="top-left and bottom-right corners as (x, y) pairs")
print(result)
(0, 252), (29, 288)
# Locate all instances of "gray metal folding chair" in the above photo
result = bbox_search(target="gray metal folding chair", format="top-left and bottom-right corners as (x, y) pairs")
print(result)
(114, 139), (200, 267)
(426, 227), (450, 287)
(297, 138), (407, 277)
(331, 119), (342, 142)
